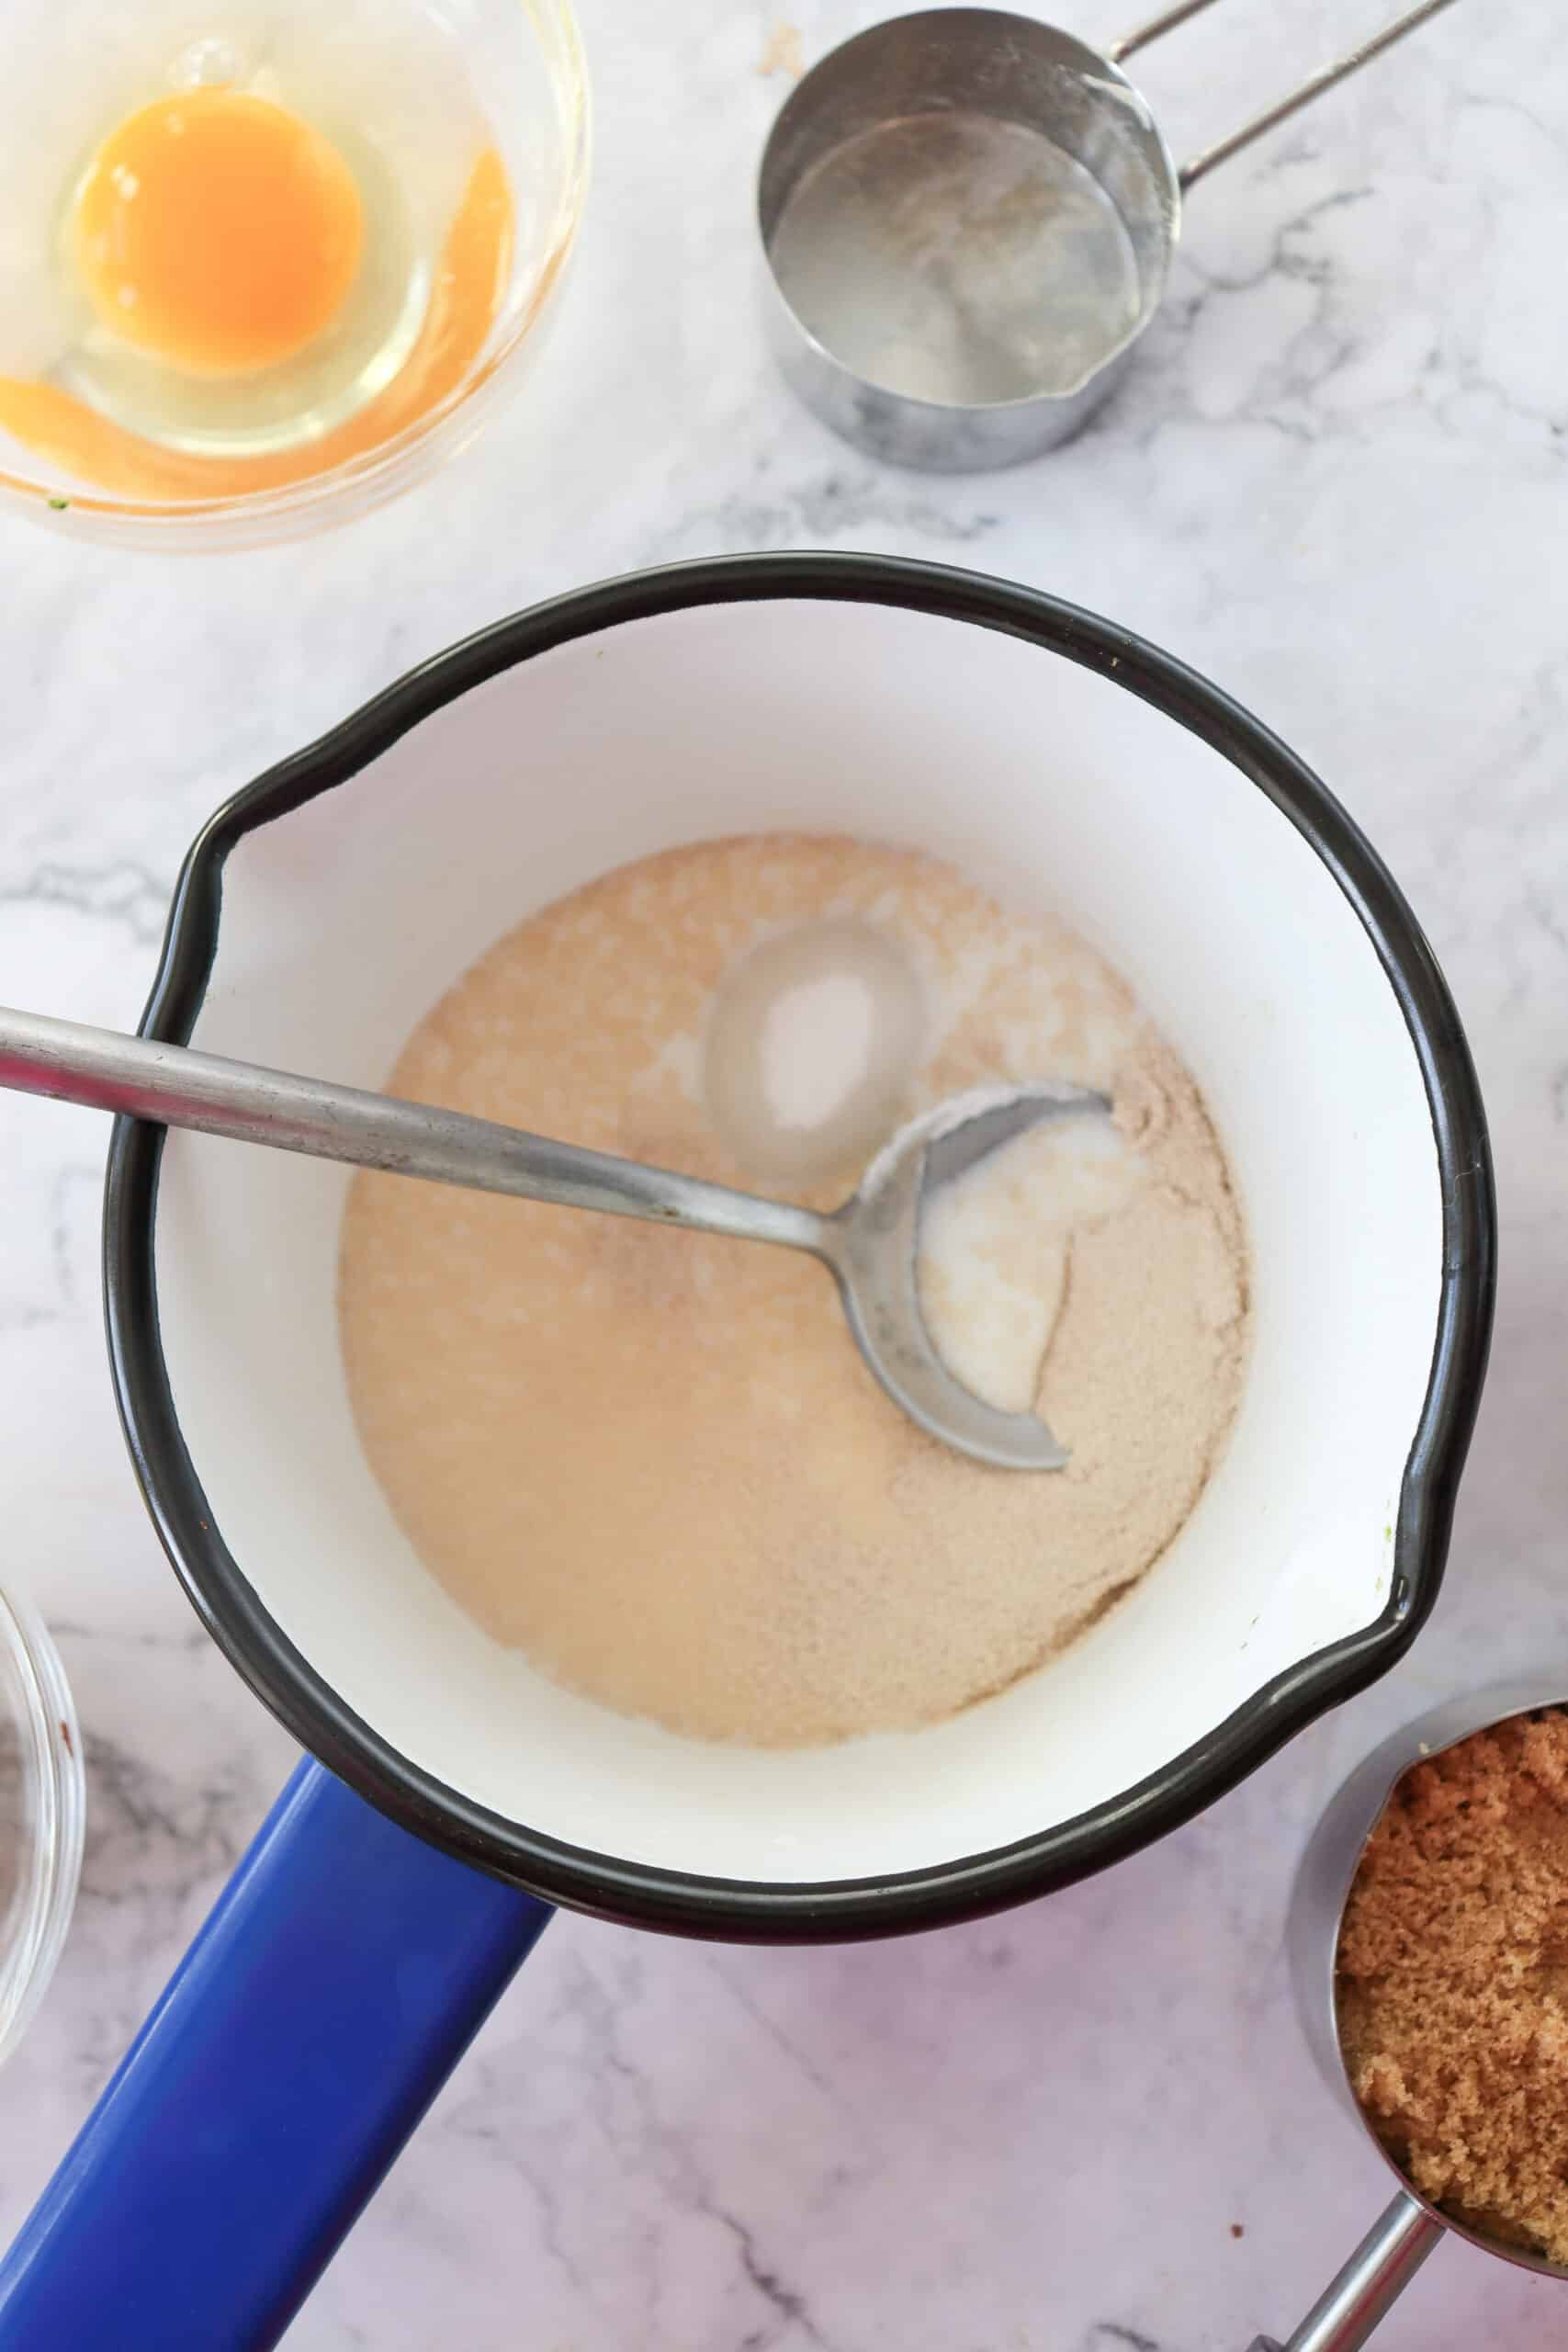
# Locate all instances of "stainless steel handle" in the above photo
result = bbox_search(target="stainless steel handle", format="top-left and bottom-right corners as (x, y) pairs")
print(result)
(1108, 0), (1461, 190)
(1110, 0), (1227, 57)
(0, 1007), (831, 1259)
(1249, 2192), (1445, 2352)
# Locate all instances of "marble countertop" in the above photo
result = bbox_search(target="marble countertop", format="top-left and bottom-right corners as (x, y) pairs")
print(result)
(1, 0), (1563, 2343)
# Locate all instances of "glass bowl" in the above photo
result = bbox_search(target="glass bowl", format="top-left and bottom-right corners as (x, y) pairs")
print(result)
(0, 0), (588, 549)
(0, 1587), (84, 2070)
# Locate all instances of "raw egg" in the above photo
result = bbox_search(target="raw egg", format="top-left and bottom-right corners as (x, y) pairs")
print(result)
(71, 90), (364, 377)
(0, 146), (512, 498)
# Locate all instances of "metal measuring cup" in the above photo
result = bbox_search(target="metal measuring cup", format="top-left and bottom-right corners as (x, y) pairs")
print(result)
(1249, 1679), (1568, 2352)
(758, 0), (1459, 470)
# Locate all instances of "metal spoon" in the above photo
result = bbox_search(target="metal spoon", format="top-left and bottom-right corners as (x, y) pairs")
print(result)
(0, 1007), (1108, 1470)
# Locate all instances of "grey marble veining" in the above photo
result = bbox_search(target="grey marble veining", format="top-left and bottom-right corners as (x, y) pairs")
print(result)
(0, 0), (1563, 2344)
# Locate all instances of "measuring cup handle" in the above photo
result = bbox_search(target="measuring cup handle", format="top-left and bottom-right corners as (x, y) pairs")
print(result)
(1247, 2190), (1444, 2352)
(1109, 0), (1460, 190)
(0, 1758), (552, 2351)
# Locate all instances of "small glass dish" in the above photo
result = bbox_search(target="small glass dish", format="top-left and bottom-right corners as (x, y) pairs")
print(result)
(0, 0), (588, 549)
(0, 1587), (85, 2071)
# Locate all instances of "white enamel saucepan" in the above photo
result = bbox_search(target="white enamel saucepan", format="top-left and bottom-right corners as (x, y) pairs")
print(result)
(0, 557), (1493, 2347)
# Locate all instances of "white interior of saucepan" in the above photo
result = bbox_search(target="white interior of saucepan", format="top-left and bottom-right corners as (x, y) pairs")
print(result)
(152, 596), (1440, 1883)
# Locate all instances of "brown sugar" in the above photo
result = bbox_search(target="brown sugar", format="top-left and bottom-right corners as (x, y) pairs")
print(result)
(339, 834), (1249, 1748)
(1337, 1708), (1568, 2262)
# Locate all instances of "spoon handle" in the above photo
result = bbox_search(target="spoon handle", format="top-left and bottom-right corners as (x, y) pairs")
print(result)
(0, 1007), (832, 1257)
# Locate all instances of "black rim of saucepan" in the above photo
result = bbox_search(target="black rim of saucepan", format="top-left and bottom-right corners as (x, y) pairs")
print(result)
(101, 552), (1496, 1943)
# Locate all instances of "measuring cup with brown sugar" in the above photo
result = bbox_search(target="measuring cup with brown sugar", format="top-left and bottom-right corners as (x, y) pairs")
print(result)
(1253, 1680), (1568, 2350)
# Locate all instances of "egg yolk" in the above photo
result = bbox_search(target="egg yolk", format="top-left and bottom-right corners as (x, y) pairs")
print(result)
(72, 90), (364, 377)
(0, 147), (514, 502)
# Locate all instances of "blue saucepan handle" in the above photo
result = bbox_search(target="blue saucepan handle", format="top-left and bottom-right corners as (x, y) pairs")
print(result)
(0, 1757), (553, 2349)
